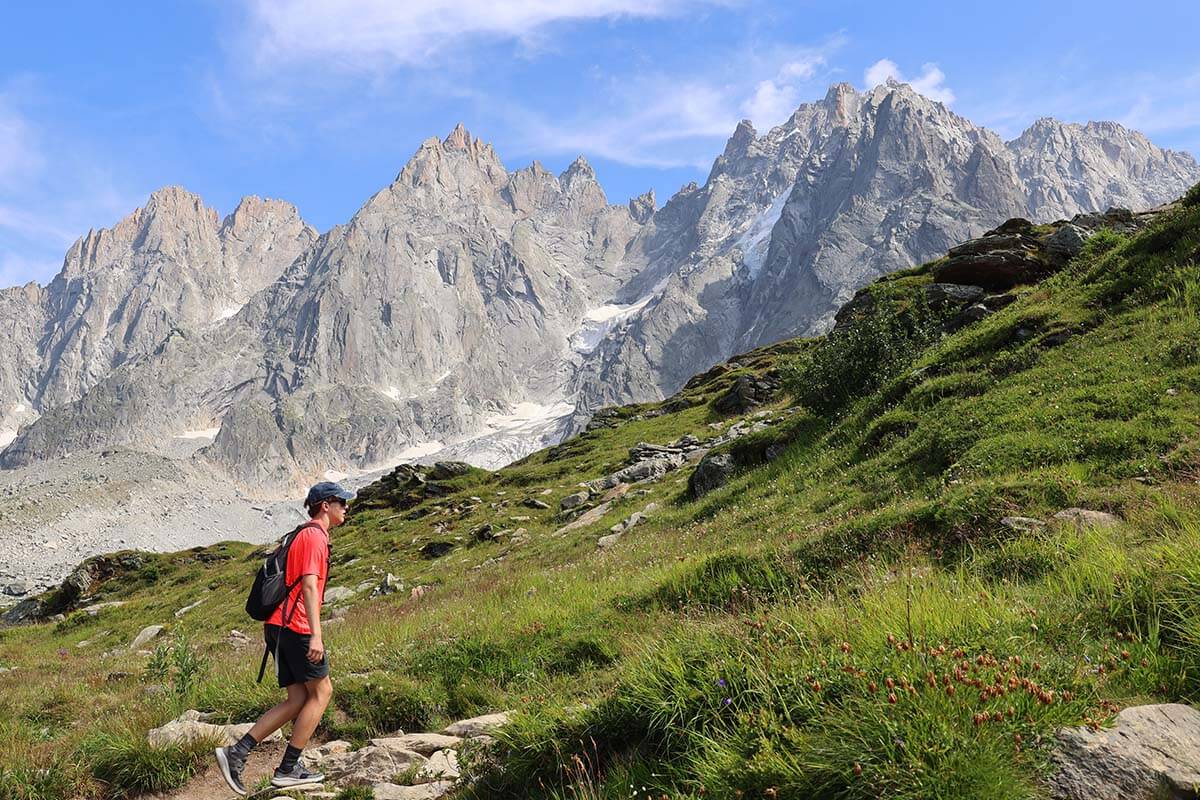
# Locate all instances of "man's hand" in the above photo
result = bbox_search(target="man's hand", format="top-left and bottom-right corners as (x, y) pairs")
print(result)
(307, 634), (325, 664)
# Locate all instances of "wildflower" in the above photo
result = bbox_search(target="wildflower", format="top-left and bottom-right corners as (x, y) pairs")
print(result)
(723, 698), (732, 706)
(717, 678), (727, 688)
(1120, 650), (1130, 660)
(853, 762), (863, 777)
(840, 641), (851, 653)
(945, 685), (955, 696)
(885, 677), (895, 689)
(888, 692), (898, 704)
(867, 681), (878, 693)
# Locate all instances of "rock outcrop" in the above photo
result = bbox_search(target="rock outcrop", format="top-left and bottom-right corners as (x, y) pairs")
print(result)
(1052, 704), (1200, 799)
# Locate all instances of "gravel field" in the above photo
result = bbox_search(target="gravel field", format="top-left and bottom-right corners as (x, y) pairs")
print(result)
(0, 446), (388, 605)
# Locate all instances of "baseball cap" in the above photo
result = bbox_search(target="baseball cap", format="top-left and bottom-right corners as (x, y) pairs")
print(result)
(304, 481), (355, 508)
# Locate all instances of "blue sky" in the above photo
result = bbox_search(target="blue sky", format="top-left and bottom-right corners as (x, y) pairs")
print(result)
(2, 0), (1199, 288)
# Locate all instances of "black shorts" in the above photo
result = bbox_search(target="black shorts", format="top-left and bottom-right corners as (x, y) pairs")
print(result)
(264, 624), (329, 688)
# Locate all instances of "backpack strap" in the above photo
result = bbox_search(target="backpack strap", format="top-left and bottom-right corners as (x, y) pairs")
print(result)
(279, 522), (324, 632)
(257, 644), (270, 684)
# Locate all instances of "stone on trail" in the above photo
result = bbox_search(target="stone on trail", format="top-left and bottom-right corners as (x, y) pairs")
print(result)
(442, 711), (513, 738)
(1051, 703), (1200, 799)
(130, 624), (164, 650)
(318, 744), (427, 783)
(1052, 508), (1122, 529)
(373, 781), (455, 800)
(414, 748), (460, 783)
(370, 732), (463, 755)
(146, 710), (282, 747)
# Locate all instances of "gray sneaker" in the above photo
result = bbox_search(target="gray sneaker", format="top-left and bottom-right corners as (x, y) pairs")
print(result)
(214, 746), (248, 796)
(271, 763), (325, 787)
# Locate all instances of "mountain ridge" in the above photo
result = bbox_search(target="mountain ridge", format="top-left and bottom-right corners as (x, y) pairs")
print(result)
(2, 82), (1198, 487)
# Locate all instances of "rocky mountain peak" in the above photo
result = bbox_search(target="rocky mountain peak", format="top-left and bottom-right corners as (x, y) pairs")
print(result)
(628, 189), (656, 224)
(560, 155), (596, 185)
(444, 122), (473, 150)
(723, 119), (757, 158)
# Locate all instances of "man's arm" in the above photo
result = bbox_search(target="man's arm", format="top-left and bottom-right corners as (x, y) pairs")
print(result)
(300, 574), (324, 663)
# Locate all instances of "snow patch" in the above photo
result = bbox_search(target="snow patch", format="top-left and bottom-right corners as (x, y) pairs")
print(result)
(0, 428), (16, 449)
(175, 428), (220, 440)
(323, 469), (350, 482)
(395, 440), (445, 461)
(570, 284), (665, 355)
(211, 305), (242, 323)
(734, 189), (790, 279)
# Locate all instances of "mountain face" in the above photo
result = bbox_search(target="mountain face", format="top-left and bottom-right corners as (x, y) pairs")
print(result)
(569, 81), (1200, 416)
(1, 126), (644, 484)
(2, 84), (1198, 485)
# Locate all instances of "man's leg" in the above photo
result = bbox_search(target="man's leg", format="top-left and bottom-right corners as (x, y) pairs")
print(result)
(273, 676), (332, 785)
(290, 675), (333, 748)
(249, 683), (307, 741)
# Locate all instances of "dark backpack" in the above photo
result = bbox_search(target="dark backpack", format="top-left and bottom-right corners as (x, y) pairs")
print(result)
(245, 523), (314, 621)
(246, 522), (321, 683)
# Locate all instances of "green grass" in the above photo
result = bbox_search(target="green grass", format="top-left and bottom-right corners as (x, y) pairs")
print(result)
(2, 190), (1200, 798)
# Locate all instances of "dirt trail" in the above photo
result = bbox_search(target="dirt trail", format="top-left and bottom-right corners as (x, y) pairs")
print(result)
(153, 741), (301, 800)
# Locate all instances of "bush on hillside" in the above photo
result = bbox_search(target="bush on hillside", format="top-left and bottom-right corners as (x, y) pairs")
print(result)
(783, 296), (947, 415)
(1183, 181), (1200, 208)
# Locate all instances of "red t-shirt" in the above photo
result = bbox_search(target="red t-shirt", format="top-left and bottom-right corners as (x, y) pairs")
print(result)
(266, 521), (329, 635)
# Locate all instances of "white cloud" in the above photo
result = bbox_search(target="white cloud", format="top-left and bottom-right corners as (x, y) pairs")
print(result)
(739, 55), (826, 128)
(508, 39), (841, 169)
(515, 80), (739, 169)
(0, 86), (146, 288)
(0, 100), (43, 189)
(863, 58), (955, 105)
(245, 0), (729, 69)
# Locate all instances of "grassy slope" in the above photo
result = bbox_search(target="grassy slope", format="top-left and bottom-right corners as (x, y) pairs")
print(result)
(2, 192), (1199, 799)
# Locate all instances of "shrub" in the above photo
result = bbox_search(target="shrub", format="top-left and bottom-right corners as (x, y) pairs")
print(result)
(83, 727), (215, 797)
(1182, 181), (1200, 208)
(783, 296), (947, 415)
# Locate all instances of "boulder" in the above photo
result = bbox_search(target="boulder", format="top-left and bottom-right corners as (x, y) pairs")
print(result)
(559, 491), (590, 511)
(442, 711), (513, 738)
(923, 282), (986, 309)
(597, 533), (622, 549)
(174, 598), (204, 617)
(429, 461), (471, 481)
(1052, 508), (1122, 529)
(946, 303), (992, 331)
(226, 629), (253, 648)
(3, 581), (29, 597)
(373, 782), (455, 800)
(712, 374), (781, 415)
(319, 744), (427, 783)
(932, 229), (1051, 290)
(555, 501), (614, 535)
(130, 624), (165, 651)
(687, 453), (736, 500)
(587, 454), (685, 492)
(999, 516), (1047, 533)
(1045, 223), (1092, 262)
(373, 573), (404, 596)
(1051, 703), (1200, 799)
(370, 733), (463, 756)
(521, 498), (551, 510)
(147, 710), (282, 747)
(323, 586), (355, 605)
(414, 748), (460, 783)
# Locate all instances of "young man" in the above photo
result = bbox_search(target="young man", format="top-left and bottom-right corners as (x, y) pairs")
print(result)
(215, 481), (353, 794)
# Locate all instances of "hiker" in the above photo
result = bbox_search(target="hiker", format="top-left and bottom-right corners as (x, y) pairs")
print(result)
(215, 481), (353, 794)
